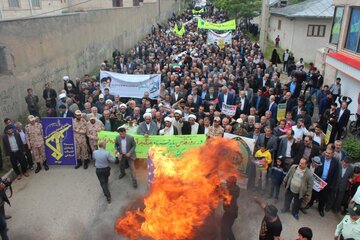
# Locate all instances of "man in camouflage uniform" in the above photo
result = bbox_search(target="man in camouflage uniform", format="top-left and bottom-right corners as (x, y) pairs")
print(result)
(207, 116), (224, 138)
(73, 110), (90, 169)
(25, 115), (49, 173)
(86, 116), (105, 152)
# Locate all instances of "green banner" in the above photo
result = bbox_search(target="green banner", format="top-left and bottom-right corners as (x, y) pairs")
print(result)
(174, 23), (185, 36)
(276, 103), (286, 121)
(197, 18), (236, 30)
(98, 131), (206, 158)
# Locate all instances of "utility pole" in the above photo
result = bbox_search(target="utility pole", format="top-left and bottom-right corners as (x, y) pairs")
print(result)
(0, 0), (4, 19)
(259, 0), (269, 49)
(28, 0), (34, 16)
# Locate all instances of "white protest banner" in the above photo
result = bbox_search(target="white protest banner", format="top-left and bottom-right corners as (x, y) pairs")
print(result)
(313, 173), (327, 192)
(221, 103), (237, 117)
(207, 30), (232, 48)
(100, 71), (160, 99)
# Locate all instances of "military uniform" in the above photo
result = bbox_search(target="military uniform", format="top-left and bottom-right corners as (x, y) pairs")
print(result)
(86, 120), (105, 152)
(73, 118), (90, 168)
(25, 121), (48, 173)
(207, 126), (224, 138)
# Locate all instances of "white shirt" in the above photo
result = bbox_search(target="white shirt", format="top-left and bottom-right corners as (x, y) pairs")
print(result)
(8, 135), (19, 152)
(268, 102), (274, 111)
(286, 139), (294, 158)
(146, 123), (151, 131)
(292, 125), (309, 140)
(313, 133), (321, 146)
(174, 92), (179, 101)
(120, 138), (127, 154)
(223, 93), (228, 105)
(18, 130), (26, 145)
(240, 97), (245, 110)
(352, 187), (360, 204)
(204, 126), (210, 135)
(338, 108), (345, 121)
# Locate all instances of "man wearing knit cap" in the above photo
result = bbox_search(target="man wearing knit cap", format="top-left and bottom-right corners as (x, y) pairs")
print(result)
(137, 113), (158, 136)
(25, 115), (49, 173)
(73, 110), (90, 169)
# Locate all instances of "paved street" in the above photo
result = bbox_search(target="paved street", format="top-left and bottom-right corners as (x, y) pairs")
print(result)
(6, 161), (341, 240)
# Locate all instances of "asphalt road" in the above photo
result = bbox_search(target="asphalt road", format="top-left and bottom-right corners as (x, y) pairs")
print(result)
(6, 161), (342, 240)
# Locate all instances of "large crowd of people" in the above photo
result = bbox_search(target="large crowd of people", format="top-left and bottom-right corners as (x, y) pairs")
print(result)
(1, 3), (360, 240)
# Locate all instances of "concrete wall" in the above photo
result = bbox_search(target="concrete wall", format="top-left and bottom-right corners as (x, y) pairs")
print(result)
(268, 15), (332, 63)
(0, 0), (180, 126)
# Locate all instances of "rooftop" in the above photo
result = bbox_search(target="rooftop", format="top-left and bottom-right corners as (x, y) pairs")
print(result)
(270, 0), (334, 18)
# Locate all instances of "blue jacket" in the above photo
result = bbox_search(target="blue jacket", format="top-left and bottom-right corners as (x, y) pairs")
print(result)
(270, 166), (286, 185)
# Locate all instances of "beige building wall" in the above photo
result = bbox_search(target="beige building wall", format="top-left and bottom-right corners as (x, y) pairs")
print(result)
(0, 0), (181, 126)
(268, 15), (332, 63)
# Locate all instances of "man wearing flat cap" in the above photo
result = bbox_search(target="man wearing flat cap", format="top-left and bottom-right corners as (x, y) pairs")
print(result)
(73, 110), (90, 169)
(137, 113), (158, 136)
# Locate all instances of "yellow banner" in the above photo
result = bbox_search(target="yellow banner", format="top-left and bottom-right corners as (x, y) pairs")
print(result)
(276, 103), (286, 121)
(173, 23), (185, 36)
(197, 18), (236, 30)
(325, 124), (333, 145)
(192, 8), (204, 14)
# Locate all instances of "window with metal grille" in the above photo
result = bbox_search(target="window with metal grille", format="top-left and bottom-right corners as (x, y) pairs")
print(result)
(307, 25), (326, 37)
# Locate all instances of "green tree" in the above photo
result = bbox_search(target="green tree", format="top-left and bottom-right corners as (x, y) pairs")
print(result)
(209, 0), (262, 28)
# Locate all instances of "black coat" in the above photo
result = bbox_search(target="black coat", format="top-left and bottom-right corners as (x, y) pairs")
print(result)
(2, 132), (24, 156)
(291, 141), (319, 165)
(314, 156), (339, 188)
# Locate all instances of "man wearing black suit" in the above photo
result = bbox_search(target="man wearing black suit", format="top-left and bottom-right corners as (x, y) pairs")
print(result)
(217, 86), (235, 111)
(291, 135), (319, 165)
(306, 147), (339, 217)
(2, 126), (28, 179)
(115, 128), (137, 188)
(252, 89), (267, 117)
(59, 105), (75, 118)
(332, 101), (350, 141)
(42, 82), (57, 108)
(235, 91), (250, 116)
(332, 157), (354, 213)
(170, 86), (185, 105)
(279, 92), (296, 115)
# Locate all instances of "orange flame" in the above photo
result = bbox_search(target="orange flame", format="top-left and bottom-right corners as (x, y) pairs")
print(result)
(115, 137), (241, 240)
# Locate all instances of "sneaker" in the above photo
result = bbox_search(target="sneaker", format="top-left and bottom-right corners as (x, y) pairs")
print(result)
(17, 174), (22, 180)
(292, 213), (299, 220)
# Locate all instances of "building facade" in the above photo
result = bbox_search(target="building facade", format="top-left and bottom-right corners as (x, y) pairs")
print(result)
(268, 0), (334, 63)
(0, 0), (145, 19)
(323, 0), (360, 117)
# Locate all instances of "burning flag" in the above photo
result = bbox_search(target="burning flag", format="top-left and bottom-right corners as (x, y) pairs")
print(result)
(115, 138), (242, 240)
